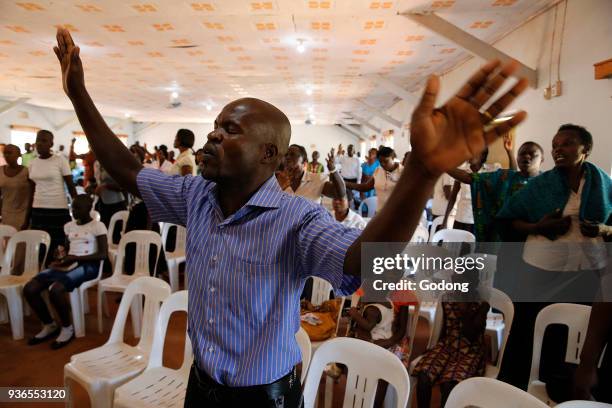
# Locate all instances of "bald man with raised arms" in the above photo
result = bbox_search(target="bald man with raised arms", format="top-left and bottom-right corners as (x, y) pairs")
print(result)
(54, 28), (528, 407)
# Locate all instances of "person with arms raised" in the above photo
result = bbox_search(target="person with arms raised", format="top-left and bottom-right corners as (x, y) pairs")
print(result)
(53, 28), (527, 408)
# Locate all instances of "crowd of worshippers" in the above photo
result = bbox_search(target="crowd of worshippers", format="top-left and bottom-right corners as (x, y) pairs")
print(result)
(1, 119), (610, 406)
(2, 27), (609, 408)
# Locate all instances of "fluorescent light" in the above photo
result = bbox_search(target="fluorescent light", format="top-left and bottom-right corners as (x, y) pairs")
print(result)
(124, 113), (131, 118)
(305, 87), (313, 96)
(297, 43), (305, 53)
(206, 105), (212, 111)
(171, 91), (179, 99)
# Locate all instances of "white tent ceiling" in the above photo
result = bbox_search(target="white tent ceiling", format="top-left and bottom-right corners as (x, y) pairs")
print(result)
(1, 0), (555, 124)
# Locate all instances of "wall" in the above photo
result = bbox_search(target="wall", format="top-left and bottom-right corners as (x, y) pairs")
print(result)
(135, 122), (362, 158)
(0, 100), (134, 152)
(374, 0), (612, 172)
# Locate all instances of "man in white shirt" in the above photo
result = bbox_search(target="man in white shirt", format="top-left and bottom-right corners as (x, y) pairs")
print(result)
(339, 144), (361, 209)
(332, 196), (367, 230)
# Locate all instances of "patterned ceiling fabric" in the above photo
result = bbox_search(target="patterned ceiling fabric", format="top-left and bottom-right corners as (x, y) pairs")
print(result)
(1, 0), (554, 123)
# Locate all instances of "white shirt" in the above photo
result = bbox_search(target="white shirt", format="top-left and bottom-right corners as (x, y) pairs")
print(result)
(432, 174), (456, 217)
(337, 209), (367, 230)
(455, 163), (499, 224)
(364, 303), (394, 341)
(150, 159), (174, 174)
(28, 155), (72, 209)
(171, 150), (197, 176)
(284, 171), (328, 204)
(64, 219), (108, 257)
(523, 177), (607, 272)
(373, 164), (403, 211)
(339, 155), (361, 180)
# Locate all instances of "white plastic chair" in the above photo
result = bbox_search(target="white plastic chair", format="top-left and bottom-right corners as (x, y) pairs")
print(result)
(464, 253), (507, 364)
(556, 402), (612, 408)
(310, 276), (333, 306)
(410, 224), (429, 243)
(0, 224), (17, 266)
(429, 216), (454, 242)
(107, 210), (129, 270)
(68, 260), (104, 338)
(64, 276), (171, 408)
(0, 230), (50, 340)
(430, 228), (475, 257)
(358, 196), (377, 217)
(97, 230), (162, 337)
(296, 326), (312, 384)
(160, 223), (186, 292)
(113, 290), (191, 408)
(528, 303), (592, 406)
(483, 288), (514, 378)
(91, 210), (101, 222)
(445, 377), (549, 408)
(303, 337), (411, 408)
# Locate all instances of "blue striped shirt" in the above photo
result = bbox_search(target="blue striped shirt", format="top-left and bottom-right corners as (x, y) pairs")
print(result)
(137, 169), (361, 386)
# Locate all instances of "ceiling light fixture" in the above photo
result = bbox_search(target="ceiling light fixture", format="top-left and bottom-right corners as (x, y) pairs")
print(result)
(171, 91), (179, 99)
(305, 87), (313, 96)
(206, 105), (212, 111)
(296, 39), (306, 53)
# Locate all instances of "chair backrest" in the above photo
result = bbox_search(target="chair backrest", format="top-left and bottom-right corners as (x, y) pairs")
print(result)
(529, 303), (592, 387)
(108, 210), (129, 247)
(107, 276), (171, 352)
(358, 196), (377, 218)
(0, 224), (17, 261)
(310, 276), (333, 306)
(113, 230), (162, 277)
(410, 224), (429, 243)
(487, 288), (514, 370)
(405, 300), (421, 363)
(431, 228), (475, 244)
(160, 223), (187, 257)
(146, 290), (192, 373)
(429, 216), (453, 242)
(0, 230), (50, 277)
(90, 210), (101, 222)
(445, 377), (549, 408)
(555, 401), (612, 408)
(464, 253), (497, 287)
(303, 337), (410, 408)
(295, 326), (312, 384)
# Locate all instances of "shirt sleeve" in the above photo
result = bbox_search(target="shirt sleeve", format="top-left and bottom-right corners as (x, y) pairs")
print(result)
(297, 206), (361, 296)
(136, 168), (200, 226)
(60, 156), (72, 177)
(93, 221), (108, 237)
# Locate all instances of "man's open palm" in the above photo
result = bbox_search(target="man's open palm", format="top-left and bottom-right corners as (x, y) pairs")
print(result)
(410, 59), (528, 176)
(53, 28), (85, 97)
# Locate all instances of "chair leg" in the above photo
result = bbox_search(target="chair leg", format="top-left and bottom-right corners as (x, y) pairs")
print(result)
(70, 290), (85, 338)
(97, 287), (104, 333)
(168, 261), (179, 293)
(6, 287), (24, 340)
(130, 294), (142, 339)
(0, 297), (8, 324)
(82, 289), (90, 314)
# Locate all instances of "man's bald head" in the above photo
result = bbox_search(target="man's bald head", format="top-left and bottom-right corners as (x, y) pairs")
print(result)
(222, 98), (291, 158)
(201, 97), (292, 184)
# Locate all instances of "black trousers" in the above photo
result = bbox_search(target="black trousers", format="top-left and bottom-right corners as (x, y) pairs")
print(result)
(184, 364), (302, 408)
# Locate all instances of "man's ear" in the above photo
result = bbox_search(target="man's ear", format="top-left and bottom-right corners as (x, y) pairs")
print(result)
(261, 143), (279, 164)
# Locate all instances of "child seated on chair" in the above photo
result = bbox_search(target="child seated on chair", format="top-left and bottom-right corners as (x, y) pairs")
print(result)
(412, 270), (489, 408)
(23, 194), (108, 349)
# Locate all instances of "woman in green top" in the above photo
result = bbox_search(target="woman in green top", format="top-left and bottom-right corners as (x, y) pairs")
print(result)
(307, 150), (324, 173)
(446, 138), (544, 242)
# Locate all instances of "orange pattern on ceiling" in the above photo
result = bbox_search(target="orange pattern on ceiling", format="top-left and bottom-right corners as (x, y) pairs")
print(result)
(1, 0), (555, 124)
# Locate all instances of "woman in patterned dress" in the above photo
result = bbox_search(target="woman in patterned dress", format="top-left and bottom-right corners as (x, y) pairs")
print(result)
(413, 300), (489, 407)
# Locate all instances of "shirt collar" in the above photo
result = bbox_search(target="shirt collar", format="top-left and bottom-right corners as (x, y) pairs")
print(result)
(243, 175), (284, 209)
